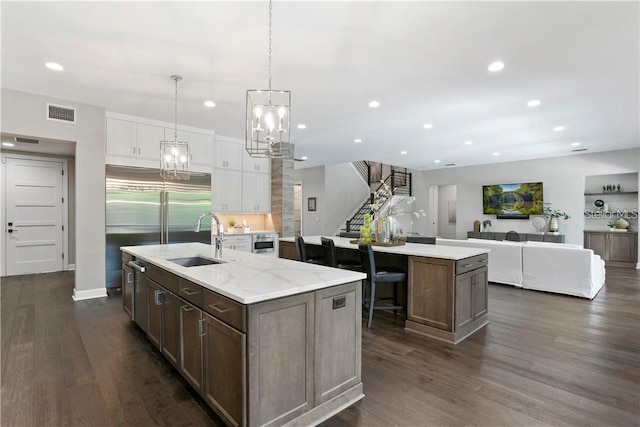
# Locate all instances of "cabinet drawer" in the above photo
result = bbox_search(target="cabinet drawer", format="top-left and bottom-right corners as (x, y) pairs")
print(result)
(203, 289), (246, 332)
(455, 254), (488, 275)
(178, 278), (204, 307)
(146, 264), (179, 294)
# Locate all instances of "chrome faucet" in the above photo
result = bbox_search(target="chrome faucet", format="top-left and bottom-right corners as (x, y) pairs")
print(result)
(195, 212), (224, 259)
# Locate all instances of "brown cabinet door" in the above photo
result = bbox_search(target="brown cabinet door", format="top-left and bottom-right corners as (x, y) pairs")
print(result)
(584, 232), (608, 260)
(202, 313), (246, 427)
(454, 272), (473, 331)
(179, 301), (203, 394)
(609, 233), (638, 264)
(472, 267), (488, 320)
(314, 282), (361, 405)
(408, 257), (454, 331)
(161, 291), (181, 368)
(146, 279), (162, 350)
(122, 264), (134, 320)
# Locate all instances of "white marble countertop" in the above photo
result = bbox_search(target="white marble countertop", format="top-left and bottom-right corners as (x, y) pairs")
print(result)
(280, 236), (490, 260)
(224, 230), (278, 236)
(121, 242), (365, 305)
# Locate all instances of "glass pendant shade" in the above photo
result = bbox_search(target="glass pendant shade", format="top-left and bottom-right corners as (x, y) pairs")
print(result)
(160, 140), (190, 180)
(246, 89), (292, 159)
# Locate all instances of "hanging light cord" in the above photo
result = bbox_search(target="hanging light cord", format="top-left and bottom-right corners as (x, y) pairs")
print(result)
(173, 76), (179, 141)
(267, 0), (273, 105)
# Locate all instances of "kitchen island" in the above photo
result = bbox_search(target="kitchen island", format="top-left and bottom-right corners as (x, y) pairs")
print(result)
(121, 242), (365, 427)
(280, 236), (491, 344)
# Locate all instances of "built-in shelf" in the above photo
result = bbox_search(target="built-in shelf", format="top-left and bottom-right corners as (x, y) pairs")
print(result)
(584, 191), (638, 196)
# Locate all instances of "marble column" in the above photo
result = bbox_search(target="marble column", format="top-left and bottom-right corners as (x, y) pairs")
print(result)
(271, 157), (295, 237)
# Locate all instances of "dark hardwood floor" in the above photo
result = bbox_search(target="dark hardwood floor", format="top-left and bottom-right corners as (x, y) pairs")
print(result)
(2, 267), (639, 426)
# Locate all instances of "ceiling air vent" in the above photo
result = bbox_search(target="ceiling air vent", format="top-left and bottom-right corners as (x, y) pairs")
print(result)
(15, 137), (40, 144)
(46, 103), (76, 123)
(572, 148), (588, 152)
(445, 163), (456, 167)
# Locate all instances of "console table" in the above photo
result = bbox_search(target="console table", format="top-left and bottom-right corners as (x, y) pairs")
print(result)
(467, 231), (565, 243)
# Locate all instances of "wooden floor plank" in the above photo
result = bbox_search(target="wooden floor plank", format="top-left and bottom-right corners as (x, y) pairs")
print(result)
(1, 267), (639, 426)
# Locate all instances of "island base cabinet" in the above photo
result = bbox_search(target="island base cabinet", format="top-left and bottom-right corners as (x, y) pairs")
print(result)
(161, 291), (181, 368)
(203, 313), (246, 427)
(406, 255), (489, 344)
(248, 293), (315, 427)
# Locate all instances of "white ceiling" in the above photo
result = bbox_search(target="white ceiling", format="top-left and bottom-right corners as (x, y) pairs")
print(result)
(1, 1), (638, 170)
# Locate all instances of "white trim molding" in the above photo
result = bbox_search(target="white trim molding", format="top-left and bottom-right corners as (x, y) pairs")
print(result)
(72, 287), (107, 301)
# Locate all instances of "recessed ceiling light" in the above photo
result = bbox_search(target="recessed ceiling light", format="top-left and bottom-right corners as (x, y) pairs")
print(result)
(488, 61), (504, 72)
(45, 62), (64, 71)
(400, 151), (407, 155)
(368, 100), (380, 108)
(570, 142), (581, 147)
(300, 156), (308, 160)
(434, 160), (441, 163)
(2, 142), (15, 147)
(423, 123), (433, 129)
(354, 138), (362, 143)
(527, 100), (541, 107)
(203, 100), (216, 108)
(297, 123), (306, 129)
(493, 152), (500, 156)
(553, 126), (565, 132)
(465, 140), (473, 145)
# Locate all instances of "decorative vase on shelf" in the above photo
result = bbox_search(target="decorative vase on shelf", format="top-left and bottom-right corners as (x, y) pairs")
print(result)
(375, 217), (392, 244)
(548, 217), (559, 233)
(360, 213), (373, 242)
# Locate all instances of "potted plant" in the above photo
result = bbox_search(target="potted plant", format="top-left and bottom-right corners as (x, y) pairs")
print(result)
(227, 218), (237, 233)
(542, 203), (570, 233)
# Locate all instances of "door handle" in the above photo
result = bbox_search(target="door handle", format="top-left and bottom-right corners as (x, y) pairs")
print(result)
(181, 304), (195, 312)
(154, 289), (164, 305)
(181, 288), (200, 296)
(198, 318), (206, 336)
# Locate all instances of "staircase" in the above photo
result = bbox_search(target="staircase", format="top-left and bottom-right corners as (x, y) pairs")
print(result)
(343, 168), (412, 234)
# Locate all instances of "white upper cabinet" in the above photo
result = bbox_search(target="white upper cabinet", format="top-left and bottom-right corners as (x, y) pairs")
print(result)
(242, 172), (271, 212)
(106, 118), (137, 157)
(137, 123), (164, 160)
(212, 169), (242, 212)
(242, 149), (271, 174)
(105, 112), (214, 171)
(189, 132), (214, 168)
(213, 138), (243, 170)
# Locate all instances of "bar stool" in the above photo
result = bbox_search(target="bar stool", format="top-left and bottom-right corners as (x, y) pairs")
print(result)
(295, 236), (323, 264)
(320, 237), (362, 271)
(358, 242), (407, 328)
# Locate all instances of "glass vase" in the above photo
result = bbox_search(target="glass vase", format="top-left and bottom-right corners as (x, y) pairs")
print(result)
(375, 217), (392, 243)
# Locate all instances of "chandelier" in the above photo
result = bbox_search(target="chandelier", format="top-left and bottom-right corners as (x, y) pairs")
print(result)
(161, 75), (190, 180)
(245, 0), (293, 159)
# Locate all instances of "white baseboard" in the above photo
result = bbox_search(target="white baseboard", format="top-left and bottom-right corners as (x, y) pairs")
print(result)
(67, 264), (76, 271)
(72, 287), (108, 301)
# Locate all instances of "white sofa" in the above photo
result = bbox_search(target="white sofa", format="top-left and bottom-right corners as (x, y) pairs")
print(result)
(436, 238), (605, 299)
(521, 241), (605, 299)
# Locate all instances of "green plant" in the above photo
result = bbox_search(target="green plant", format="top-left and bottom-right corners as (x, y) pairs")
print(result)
(607, 220), (617, 229)
(228, 218), (237, 228)
(542, 203), (570, 220)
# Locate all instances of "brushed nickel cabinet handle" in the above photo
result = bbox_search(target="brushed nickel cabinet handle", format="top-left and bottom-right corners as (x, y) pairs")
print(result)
(181, 287), (200, 296)
(208, 303), (229, 314)
(181, 305), (195, 312)
(198, 318), (206, 337)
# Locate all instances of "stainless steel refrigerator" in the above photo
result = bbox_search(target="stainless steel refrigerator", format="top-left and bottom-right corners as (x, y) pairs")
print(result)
(106, 165), (212, 289)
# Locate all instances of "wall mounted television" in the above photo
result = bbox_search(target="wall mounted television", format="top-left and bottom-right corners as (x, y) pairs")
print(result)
(482, 182), (544, 218)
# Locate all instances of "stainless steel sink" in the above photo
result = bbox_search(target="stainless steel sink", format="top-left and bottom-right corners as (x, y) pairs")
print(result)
(167, 256), (227, 267)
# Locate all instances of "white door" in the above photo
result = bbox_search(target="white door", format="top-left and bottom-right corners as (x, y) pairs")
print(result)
(4, 157), (65, 275)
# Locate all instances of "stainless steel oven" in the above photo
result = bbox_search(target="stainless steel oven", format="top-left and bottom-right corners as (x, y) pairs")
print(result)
(252, 233), (278, 255)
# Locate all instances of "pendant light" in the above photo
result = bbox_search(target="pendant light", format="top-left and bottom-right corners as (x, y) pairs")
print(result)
(161, 75), (190, 180)
(245, 0), (293, 159)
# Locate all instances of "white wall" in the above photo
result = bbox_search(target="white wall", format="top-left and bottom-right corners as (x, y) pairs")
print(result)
(1, 89), (106, 300)
(412, 148), (639, 246)
(294, 163), (369, 236)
